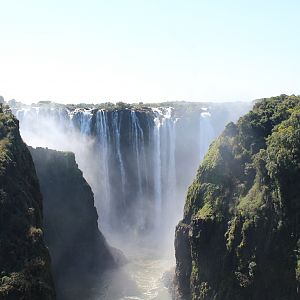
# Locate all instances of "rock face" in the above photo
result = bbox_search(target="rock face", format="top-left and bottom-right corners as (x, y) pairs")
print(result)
(0, 107), (55, 299)
(174, 95), (300, 300)
(29, 147), (116, 300)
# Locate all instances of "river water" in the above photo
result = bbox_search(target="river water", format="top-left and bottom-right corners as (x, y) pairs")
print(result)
(95, 239), (174, 300)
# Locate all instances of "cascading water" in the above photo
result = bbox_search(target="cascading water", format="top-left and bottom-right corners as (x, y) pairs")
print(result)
(130, 110), (149, 230)
(78, 110), (93, 135)
(11, 101), (250, 300)
(131, 111), (144, 201)
(153, 113), (162, 226)
(151, 107), (178, 237)
(199, 110), (215, 160)
(13, 103), (248, 235)
(112, 111), (126, 199)
(165, 110), (177, 214)
(96, 110), (111, 221)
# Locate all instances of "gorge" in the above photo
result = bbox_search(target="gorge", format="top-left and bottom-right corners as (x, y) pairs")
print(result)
(1, 2), (298, 299)
(8, 99), (250, 299)
(12, 101), (249, 237)
(2, 96), (300, 299)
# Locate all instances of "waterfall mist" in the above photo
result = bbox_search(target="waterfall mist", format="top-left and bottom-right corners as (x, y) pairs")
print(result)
(12, 101), (250, 299)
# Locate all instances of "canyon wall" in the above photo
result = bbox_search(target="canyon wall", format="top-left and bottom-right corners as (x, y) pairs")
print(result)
(0, 106), (55, 300)
(30, 147), (118, 300)
(174, 95), (300, 300)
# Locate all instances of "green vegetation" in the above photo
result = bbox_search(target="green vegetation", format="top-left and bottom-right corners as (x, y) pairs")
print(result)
(5, 96), (251, 122)
(0, 109), (55, 299)
(175, 95), (300, 300)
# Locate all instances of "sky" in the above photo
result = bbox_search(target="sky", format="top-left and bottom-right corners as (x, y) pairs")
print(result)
(0, 0), (300, 104)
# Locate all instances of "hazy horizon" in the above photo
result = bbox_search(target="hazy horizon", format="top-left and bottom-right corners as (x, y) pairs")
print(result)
(2, 95), (256, 105)
(1, 1), (300, 104)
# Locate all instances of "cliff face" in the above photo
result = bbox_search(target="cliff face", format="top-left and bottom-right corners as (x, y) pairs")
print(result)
(0, 107), (55, 299)
(174, 95), (300, 300)
(29, 147), (116, 300)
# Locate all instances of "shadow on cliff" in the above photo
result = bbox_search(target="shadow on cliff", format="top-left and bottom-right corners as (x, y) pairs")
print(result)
(29, 146), (126, 300)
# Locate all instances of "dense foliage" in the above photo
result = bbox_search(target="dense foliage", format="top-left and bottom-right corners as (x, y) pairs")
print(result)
(175, 95), (300, 300)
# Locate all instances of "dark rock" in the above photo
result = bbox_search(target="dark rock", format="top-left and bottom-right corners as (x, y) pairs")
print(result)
(0, 108), (55, 299)
(29, 147), (119, 300)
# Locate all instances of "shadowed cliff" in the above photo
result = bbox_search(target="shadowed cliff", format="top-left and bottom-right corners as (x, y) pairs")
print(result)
(0, 106), (55, 300)
(29, 146), (119, 300)
(174, 95), (300, 300)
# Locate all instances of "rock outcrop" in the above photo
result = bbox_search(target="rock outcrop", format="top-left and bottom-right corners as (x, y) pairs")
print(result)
(0, 106), (55, 299)
(174, 95), (300, 300)
(30, 147), (117, 300)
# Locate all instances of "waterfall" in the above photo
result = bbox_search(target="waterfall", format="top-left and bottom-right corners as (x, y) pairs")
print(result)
(96, 110), (111, 218)
(12, 102), (250, 236)
(79, 110), (93, 135)
(112, 111), (126, 198)
(130, 110), (148, 230)
(153, 115), (162, 224)
(131, 111), (148, 198)
(165, 110), (177, 209)
(152, 107), (177, 231)
(199, 110), (215, 160)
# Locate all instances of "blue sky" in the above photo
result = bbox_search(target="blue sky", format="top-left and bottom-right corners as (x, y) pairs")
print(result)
(0, 0), (299, 103)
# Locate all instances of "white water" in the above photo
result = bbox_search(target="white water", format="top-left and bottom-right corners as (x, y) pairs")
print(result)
(95, 241), (173, 300)
(14, 105), (189, 234)
(199, 111), (215, 160)
(112, 111), (126, 197)
(153, 115), (162, 226)
(131, 111), (144, 205)
(131, 110), (150, 230)
(156, 108), (178, 236)
(96, 110), (111, 220)
(79, 110), (93, 135)
(165, 113), (177, 214)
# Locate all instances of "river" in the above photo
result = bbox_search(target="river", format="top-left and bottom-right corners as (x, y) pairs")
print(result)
(95, 238), (174, 300)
